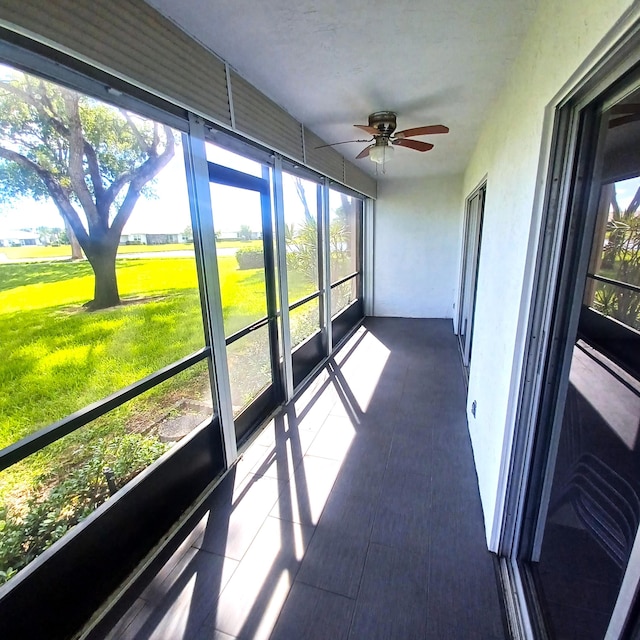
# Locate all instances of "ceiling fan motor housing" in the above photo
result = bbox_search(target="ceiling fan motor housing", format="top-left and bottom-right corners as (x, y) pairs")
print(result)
(368, 111), (397, 137)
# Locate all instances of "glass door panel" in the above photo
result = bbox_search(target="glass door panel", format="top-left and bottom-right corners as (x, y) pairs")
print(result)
(283, 173), (320, 301)
(329, 189), (359, 282)
(534, 342), (640, 638)
(283, 172), (325, 386)
(207, 148), (279, 439)
(225, 324), (273, 409)
(457, 186), (485, 373)
(328, 188), (364, 346)
(209, 183), (268, 336)
(530, 88), (640, 639)
(331, 277), (358, 316)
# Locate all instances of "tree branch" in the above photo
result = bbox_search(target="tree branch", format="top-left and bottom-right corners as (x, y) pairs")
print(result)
(84, 140), (105, 202)
(62, 91), (101, 230)
(101, 125), (173, 212)
(627, 184), (640, 216)
(0, 81), (51, 120)
(1, 81), (105, 205)
(122, 111), (153, 155)
(110, 127), (175, 236)
(294, 176), (313, 224)
(0, 145), (89, 246)
(611, 188), (620, 217)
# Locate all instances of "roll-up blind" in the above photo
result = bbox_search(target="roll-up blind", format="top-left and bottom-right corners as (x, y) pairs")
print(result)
(0, 0), (231, 126)
(230, 71), (304, 162)
(344, 162), (377, 199)
(0, 0), (376, 197)
(304, 127), (345, 183)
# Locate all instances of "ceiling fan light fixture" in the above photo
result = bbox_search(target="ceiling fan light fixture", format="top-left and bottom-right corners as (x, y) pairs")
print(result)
(370, 143), (394, 164)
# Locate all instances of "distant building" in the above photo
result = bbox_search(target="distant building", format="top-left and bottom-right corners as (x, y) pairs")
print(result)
(0, 229), (41, 247)
(217, 230), (262, 240)
(119, 232), (187, 245)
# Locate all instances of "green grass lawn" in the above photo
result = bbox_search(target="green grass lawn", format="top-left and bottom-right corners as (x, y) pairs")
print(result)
(0, 247), (322, 582)
(0, 239), (261, 260)
(0, 252), (311, 497)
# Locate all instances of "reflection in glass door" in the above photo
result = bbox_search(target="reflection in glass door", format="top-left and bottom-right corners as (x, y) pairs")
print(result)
(529, 86), (640, 639)
(207, 146), (280, 442)
(457, 184), (485, 374)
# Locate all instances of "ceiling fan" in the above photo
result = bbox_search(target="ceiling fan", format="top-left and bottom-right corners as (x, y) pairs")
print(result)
(318, 111), (449, 164)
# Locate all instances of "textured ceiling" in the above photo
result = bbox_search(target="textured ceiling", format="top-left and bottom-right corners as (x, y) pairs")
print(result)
(146, 0), (538, 180)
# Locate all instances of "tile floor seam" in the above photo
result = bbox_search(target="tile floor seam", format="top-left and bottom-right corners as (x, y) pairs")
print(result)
(198, 482), (285, 566)
(99, 319), (506, 640)
(344, 538), (372, 640)
(292, 572), (359, 600)
(208, 514), (315, 640)
(263, 518), (319, 640)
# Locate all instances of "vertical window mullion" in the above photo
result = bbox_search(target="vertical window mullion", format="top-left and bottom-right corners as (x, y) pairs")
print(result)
(185, 113), (237, 466)
(273, 155), (294, 401)
(363, 198), (374, 316)
(260, 164), (283, 401)
(321, 177), (332, 355)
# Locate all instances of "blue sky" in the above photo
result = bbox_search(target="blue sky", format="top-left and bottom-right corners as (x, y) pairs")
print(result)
(613, 176), (640, 212)
(0, 144), (316, 236)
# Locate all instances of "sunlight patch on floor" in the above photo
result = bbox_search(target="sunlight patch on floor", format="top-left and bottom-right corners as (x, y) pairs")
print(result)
(336, 331), (390, 413)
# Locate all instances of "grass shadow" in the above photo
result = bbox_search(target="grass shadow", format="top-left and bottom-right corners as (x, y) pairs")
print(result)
(0, 261), (94, 292)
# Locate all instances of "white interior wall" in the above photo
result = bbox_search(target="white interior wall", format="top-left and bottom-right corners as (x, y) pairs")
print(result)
(460, 0), (636, 547)
(373, 175), (463, 318)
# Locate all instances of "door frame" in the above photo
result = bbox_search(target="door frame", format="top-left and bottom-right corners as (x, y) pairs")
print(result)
(497, 12), (640, 640)
(456, 181), (486, 372)
(207, 157), (282, 444)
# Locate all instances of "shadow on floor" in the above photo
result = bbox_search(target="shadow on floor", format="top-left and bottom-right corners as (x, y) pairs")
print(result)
(101, 318), (506, 640)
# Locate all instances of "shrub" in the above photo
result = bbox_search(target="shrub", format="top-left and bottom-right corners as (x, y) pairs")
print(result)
(0, 433), (168, 585)
(236, 248), (264, 270)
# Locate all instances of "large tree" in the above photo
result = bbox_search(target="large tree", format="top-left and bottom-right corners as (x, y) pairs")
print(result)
(0, 72), (175, 309)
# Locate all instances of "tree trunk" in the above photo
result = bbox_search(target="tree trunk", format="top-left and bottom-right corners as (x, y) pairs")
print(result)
(63, 216), (83, 260)
(85, 241), (120, 310)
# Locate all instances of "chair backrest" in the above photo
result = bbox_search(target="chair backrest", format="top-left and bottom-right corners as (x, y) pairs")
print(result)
(569, 453), (640, 569)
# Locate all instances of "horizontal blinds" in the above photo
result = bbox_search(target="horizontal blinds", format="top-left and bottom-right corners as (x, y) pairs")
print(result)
(344, 162), (377, 199)
(0, 0), (231, 126)
(230, 71), (303, 162)
(304, 127), (345, 183)
(0, 0), (376, 197)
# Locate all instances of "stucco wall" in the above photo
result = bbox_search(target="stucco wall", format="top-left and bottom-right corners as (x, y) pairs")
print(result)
(461, 0), (636, 546)
(373, 175), (463, 318)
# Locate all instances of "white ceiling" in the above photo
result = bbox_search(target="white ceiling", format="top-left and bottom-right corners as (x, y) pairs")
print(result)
(146, 0), (538, 180)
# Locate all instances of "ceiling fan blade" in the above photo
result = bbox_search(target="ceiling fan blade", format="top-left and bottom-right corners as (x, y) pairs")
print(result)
(354, 124), (380, 135)
(392, 139), (434, 152)
(356, 144), (375, 159)
(609, 113), (640, 128)
(394, 125), (449, 139)
(315, 139), (371, 149)
(610, 103), (640, 115)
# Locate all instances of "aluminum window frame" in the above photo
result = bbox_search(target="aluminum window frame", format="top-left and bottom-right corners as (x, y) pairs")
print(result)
(499, 26), (640, 561)
(0, 59), (216, 469)
(497, 17), (640, 640)
(0, 26), (373, 633)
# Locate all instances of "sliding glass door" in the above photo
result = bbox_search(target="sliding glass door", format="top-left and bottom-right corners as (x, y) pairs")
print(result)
(518, 73), (640, 640)
(457, 184), (485, 374)
(206, 144), (280, 442)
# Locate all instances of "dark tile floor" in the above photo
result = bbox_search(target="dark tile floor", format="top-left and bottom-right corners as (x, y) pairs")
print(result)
(104, 318), (506, 640)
